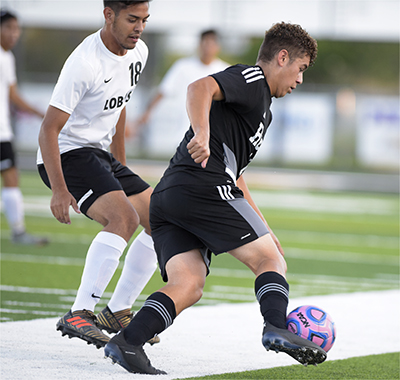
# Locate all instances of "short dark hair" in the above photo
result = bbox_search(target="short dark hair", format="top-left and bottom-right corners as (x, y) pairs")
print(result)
(257, 22), (318, 66)
(103, 1), (150, 15)
(200, 29), (219, 41)
(0, 9), (17, 24)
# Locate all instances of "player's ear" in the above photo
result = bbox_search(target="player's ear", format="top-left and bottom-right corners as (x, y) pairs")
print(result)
(277, 49), (289, 67)
(103, 7), (115, 24)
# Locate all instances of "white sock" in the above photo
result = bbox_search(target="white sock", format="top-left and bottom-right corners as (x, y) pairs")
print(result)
(71, 231), (127, 312)
(108, 230), (158, 313)
(1, 187), (25, 235)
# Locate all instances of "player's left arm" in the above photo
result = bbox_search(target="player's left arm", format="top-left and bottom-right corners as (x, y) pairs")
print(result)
(237, 175), (285, 256)
(110, 107), (127, 166)
(9, 83), (44, 118)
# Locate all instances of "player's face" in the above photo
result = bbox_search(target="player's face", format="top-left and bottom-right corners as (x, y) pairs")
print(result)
(274, 54), (310, 98)
(111, 2), (150, 50)
(199, 36), (220, 63)
(0, 18), (21, 51)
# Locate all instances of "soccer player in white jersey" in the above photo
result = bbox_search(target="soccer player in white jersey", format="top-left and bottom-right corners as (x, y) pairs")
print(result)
(134, 30), (229, 141)
(37, 0), (159, 349)
(0, 9), (48, 245)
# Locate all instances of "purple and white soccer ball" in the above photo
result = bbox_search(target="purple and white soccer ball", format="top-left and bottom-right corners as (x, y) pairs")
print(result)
(286, 305), (336, 352)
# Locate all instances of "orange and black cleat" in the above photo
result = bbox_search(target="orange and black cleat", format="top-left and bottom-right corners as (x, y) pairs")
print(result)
(56, 309), (110, 349)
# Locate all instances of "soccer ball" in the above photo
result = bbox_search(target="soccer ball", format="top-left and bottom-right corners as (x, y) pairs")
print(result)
(286, 305), (336, 352)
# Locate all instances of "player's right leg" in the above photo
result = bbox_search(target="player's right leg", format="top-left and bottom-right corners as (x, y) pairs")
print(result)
(230, 234), (327, 365)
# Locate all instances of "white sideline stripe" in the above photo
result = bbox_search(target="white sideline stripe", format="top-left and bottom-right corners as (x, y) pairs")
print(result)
(0, 290), (399, 380)
(1, 192), (397, 216)
(277, 230), (399, 249)
(2, 247), (398, 267)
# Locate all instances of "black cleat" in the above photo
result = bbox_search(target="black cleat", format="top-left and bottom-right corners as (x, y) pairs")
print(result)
(104, 330), (166, 374)
(262, 322), (327, 366)
(97, 306), (160, 345)
(56, 309), (110, 349)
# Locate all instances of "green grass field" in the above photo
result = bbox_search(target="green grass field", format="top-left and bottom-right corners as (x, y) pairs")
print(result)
(1, 170), (399, 379)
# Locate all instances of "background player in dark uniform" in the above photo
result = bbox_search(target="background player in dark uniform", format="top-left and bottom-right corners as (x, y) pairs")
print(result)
(105, 22), (321, 374)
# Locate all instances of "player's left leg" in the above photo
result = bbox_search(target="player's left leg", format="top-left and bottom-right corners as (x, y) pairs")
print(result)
(105, 249), (207, 374)
(229, 234), (327, 366)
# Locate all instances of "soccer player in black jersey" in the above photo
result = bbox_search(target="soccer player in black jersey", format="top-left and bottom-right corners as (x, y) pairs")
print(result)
(105, 22), (322, 374)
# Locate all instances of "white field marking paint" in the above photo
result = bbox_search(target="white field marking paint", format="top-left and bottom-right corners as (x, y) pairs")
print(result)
(0, 309), (62, 316)
(1, 192), (398, 217)
(250, 190), (398, 215)
(0, 230), (95, 244)
(3, 301), (73, 309)
(276, 230), (399, 249)
(0, 253), (125, 269)
(284, 247), (399, 265)
(1, 253), (85, 266)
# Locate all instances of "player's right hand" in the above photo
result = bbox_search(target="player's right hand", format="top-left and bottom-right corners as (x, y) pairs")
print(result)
(186, 131), (210, 168)
(50, 189), (80, 224)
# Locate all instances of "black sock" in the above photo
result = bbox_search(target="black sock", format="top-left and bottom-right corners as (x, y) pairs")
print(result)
(123, 292), (176, 346)
(255, 271), (289, 329)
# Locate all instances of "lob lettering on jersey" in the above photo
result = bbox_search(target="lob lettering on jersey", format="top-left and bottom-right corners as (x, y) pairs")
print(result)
(103, 90), (133, 111)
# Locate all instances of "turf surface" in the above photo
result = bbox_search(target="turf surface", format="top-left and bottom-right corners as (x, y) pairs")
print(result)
(1, 170), (399, 380)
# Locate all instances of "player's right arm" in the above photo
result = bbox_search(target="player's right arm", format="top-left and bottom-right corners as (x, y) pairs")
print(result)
(38, 106), (80, 224)
(186, 76), (224, 168)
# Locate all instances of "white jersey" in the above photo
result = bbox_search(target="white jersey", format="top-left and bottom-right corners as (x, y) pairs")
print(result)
(37, 30), (148, 164)
(0, 46), (17, 142)
(157, 56), (229, 133)
(159, 56), (228, 100)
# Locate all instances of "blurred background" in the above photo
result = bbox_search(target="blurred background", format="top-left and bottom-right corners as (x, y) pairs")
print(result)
(2, 0), (400, 182)
(1, 0), (399, 323)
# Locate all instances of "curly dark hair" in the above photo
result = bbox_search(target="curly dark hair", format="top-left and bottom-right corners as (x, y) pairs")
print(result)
(103, 1), (150, 15)
(257, 22), (318, 66)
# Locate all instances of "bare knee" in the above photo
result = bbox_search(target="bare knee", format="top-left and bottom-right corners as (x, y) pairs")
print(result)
(89, 204), (140, 242)
(109, 209), (140, 239)
(183, 276), (204, 305)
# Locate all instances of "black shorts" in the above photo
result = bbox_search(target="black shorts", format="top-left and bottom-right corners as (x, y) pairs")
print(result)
(0, 142), (16, 171)
(150, 184), (269, 282)
(38, 147), (150, 216)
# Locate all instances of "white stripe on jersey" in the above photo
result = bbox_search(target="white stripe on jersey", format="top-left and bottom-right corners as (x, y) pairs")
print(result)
(241, 67), (264, 84)
(217, 185), (235, 200)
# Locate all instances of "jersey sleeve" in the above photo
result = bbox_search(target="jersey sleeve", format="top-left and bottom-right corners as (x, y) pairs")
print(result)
(49, 55), (95, 115)
(211, 65), (265, 112)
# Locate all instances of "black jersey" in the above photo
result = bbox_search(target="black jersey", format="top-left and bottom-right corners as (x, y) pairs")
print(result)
(155, 64), (272, 191)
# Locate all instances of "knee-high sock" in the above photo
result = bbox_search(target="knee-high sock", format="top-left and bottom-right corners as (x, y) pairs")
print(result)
(108, 230), (158, 313)
(255, 271), (289, 329)
(2, 187), (25, 234)
(71, 231), (127, 312)
(123, 292), (176, 346)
